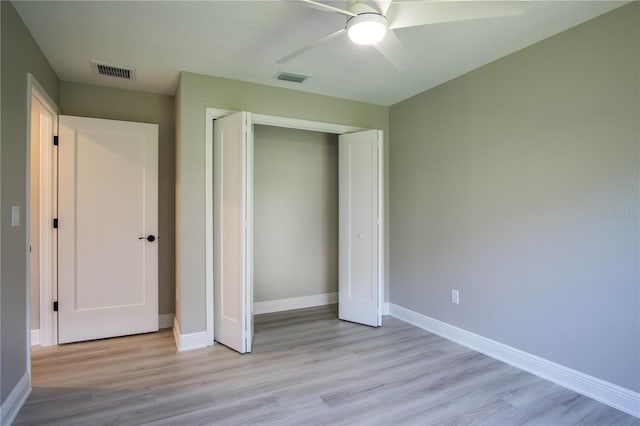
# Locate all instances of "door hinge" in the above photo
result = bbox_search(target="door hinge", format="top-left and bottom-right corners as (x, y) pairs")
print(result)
(53, 135), (59, 146)
(53, 301), (58, 312)
(52, 218), (58, 228)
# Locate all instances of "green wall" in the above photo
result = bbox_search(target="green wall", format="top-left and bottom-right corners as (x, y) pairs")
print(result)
(175, 72), (389, 333)
(389, 3), (639, 391)
(254, 125), (339, 303)
(1, 0), (59, 404)
(59, 81), (176, 316)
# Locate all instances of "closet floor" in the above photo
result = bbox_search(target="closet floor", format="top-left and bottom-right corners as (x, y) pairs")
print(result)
(16, 305), (638, 425)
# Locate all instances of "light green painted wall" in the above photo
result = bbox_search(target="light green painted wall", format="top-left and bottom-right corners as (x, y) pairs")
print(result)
(176, 72), (389, 333)
(1, 0), (59, 404)
(59, 81), (176, 316)
(254, 125), (338, 303)
(390, 3), (639, 391)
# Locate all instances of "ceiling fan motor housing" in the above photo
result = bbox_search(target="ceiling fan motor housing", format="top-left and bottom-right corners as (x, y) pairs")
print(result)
(347, 4), (388, 45)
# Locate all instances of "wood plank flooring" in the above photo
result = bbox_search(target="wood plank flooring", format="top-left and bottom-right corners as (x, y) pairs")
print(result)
(16, 305), (639, 425)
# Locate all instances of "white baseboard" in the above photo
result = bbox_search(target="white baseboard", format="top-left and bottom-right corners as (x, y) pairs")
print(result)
(30, 314), (175, 346)
(30, 329), (40, 346)
(159, 313), (175, 329)
(254, 292), (338, 315)
(382, 302), (390, 316)
(172, 318), (211, 352)
(388, 303), (640, 418)
(0, 371), (31, 426)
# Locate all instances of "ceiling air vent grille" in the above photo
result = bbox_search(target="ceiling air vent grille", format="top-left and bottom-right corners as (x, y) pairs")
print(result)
(275, 71), (309, 84)
(91, 61), (136, 80)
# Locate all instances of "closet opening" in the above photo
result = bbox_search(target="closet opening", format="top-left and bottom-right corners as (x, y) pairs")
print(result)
(252, 125), (340, 330)
(207, 109), (383, 354)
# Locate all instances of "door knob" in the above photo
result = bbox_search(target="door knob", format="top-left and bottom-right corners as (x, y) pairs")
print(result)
(138, 235), (156, 242)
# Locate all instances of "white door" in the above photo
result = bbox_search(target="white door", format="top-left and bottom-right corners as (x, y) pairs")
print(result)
(339, 130), (382, 327)
(213, 112), (253, 353)
(58, 115), (158, 344)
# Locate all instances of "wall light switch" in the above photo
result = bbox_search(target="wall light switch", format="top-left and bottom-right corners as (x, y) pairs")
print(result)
(451, 289), (460, 304)
(11, 206), (20, 227)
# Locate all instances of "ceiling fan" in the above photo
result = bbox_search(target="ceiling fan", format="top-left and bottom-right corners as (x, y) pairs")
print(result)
(278, 0), (526, 70)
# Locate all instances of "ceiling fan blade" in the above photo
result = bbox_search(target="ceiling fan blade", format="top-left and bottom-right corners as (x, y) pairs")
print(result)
(299, 0), (357, 17)
(373, 0), (393, 15)
(277, 28), (347, 64)
(388, 0), (526, 30)
(373, 30), (410, 70)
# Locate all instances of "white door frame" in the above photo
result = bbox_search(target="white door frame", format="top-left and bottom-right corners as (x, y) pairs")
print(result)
(26, 74), (60, 350)
(204, 107), (385, 345)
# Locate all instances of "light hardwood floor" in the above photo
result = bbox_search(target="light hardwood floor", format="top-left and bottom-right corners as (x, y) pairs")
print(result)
(16, 305), (639, 425)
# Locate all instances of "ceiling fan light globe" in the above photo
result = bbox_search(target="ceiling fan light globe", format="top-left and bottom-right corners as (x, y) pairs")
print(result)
(347, 14), (388, 45)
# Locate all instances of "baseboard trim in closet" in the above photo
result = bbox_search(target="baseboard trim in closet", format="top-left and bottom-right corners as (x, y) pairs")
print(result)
(254, 292), (338, 315)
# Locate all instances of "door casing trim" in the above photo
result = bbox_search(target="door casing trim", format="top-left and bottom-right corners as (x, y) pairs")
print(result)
(27, 73), (60, 350)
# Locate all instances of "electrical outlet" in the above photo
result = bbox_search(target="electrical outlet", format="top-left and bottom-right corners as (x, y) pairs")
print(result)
(451, 289), (460, 304)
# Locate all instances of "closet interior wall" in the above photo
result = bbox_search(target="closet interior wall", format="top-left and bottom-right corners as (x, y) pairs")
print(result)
(253, 125), (339, 311)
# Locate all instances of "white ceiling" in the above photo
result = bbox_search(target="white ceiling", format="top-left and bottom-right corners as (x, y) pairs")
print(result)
(14, 1), (626, 106)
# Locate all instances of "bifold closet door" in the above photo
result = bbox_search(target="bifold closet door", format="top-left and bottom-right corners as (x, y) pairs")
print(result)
(213, 111), (253, 353)
(338, 129), (382, 327)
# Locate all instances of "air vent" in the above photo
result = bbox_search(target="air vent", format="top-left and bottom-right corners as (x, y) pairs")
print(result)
(91, 61), (136, 80)
(275, 71), (309, 84)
